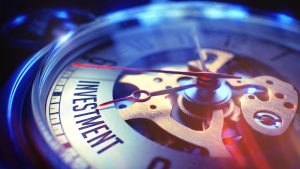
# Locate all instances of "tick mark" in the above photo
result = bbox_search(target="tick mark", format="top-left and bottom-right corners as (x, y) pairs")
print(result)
(53, 92), (62, 96)
(63, 142), (72, 149)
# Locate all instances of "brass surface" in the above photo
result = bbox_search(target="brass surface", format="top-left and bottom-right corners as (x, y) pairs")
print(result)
(117, 48), (298, 159)
(118, 49), (235, 157)
(227, 76), (298, 136)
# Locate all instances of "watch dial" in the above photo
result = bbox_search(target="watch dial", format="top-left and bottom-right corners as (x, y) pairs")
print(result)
(24, 2), (300, 168)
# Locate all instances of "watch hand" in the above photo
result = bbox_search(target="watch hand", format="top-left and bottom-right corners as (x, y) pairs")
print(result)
(99, 83), (197, 107)
(192, 27), (208, 71)
(72, 63), (241, 79)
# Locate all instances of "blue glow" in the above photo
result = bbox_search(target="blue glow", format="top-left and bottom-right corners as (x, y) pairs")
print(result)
(203, 8), (223, 19)
(56, 10), (69, 19)
(40, 31), (74, 90)
(37, 31), (74, 89)
(108, 11), (128, 22)
(275, 13), (294, 24)
(57, 31), (74, 45)
(11, 15), (27, 26)
(138, 12), (161, 25)
(227, 7), (249, 19)
(7, 49), (45, 140)
(203, 6), (248, 19)
(247, 87), (257, 94)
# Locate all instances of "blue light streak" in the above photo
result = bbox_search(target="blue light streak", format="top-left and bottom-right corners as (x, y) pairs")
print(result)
(138, 12), (161, 25)
(203, 8), (223, 19)
(38, 31), (74, 90)
(227, 7), (249, 19)
(275, 13), (294, 24)
(11, 15), (27, 26)
(56, 31), (74, 46)
(7, 49), (45, 139)
(56, 10), (69, 19)
(108, 11), (128, 22)
(203, 6), (248, 19)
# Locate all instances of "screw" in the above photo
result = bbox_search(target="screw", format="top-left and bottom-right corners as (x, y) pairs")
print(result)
(254, 111), (282, 129)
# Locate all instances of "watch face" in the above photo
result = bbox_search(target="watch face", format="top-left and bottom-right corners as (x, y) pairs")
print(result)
(5, 2), (300, 169)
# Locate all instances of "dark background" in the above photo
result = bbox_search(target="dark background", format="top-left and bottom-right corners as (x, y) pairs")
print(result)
(1, 0), (300, 88)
